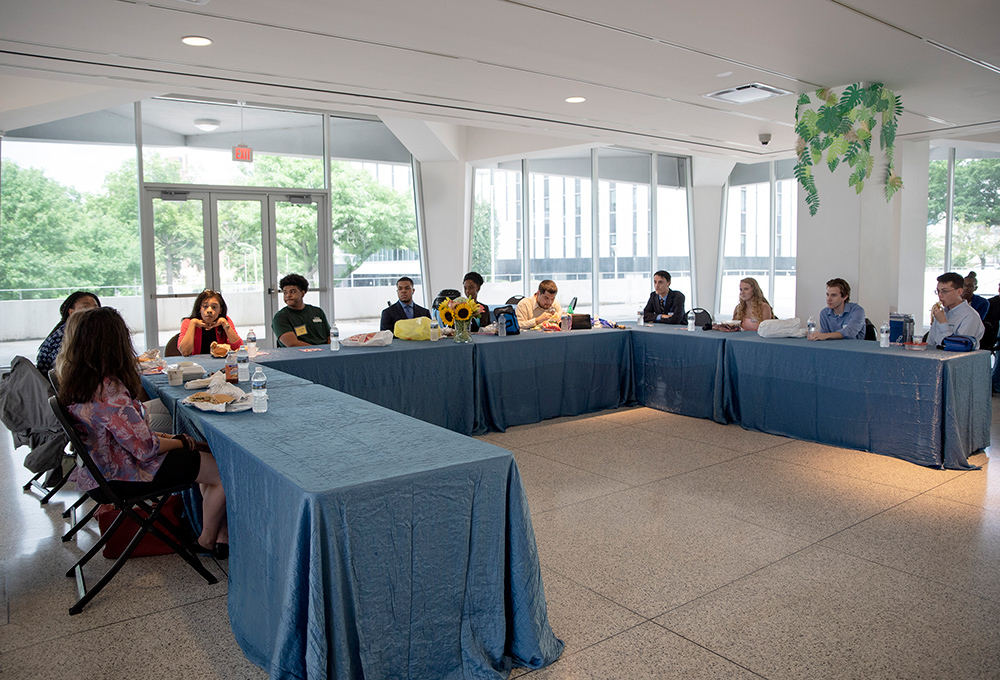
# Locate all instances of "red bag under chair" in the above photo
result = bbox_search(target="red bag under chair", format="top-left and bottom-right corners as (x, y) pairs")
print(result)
(95, 494), (186, 559)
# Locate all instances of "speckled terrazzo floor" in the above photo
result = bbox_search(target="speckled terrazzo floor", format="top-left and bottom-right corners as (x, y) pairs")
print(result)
(3, 400), (1000, 679)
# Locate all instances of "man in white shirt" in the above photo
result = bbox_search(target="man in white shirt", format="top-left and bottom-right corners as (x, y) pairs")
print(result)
(516, 280), (563, 330)
(928, 271), (984, 346)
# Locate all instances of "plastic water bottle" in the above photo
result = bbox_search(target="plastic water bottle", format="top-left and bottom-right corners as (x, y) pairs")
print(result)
(880, 321), (890, 348)
(236, 345), (249, 382)
(330, 323), (340, 351)
(687, 310), (696, 332)
(497, 314), (506, 337)
(225, 350), (238, 384)
(246, 329), (257, 358)
(807, 316), (816, 336)
(637, 308), (644, 326)
(251, 367), (267, 413)
(430, 321), (441, 341)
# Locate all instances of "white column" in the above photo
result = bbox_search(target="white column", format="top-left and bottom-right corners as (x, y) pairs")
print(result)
(418, 161), (472, 300)
(795, 147), (894, 325)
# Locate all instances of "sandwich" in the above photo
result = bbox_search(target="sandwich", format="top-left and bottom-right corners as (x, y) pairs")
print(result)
(210, 341), (231, 358)
(189, 392), (235, 405)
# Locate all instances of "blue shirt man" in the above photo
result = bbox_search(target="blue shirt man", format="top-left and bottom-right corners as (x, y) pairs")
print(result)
(929, 272), (985, 346)
(809, 278), (866, 341)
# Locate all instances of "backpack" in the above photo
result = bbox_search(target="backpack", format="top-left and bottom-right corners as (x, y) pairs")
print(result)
(491, 305), (520, 335)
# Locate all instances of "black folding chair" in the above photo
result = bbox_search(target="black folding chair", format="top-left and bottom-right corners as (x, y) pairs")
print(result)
(44, 369), (95, 541)
(48, 396), (218, 615)
(689, 307), (712, 327)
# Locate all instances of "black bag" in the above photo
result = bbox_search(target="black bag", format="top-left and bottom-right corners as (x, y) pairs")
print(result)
(491, 305), (520, 335)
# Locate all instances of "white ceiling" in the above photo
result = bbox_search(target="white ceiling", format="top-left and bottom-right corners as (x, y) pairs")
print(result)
(1, 0), (998, 160)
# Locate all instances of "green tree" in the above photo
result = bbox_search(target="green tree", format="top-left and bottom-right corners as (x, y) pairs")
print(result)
(239, 156), (417, 283)
(0, 160), (85, 296)
(471, 198), (499, 278)
(928, 158), (1000, 269)
(95, 154), (202, 291)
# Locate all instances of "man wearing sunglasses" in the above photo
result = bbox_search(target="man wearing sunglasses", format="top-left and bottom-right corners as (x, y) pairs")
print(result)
(928, 272), (984, 346)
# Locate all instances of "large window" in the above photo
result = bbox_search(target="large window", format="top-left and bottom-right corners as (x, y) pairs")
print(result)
(330, 117), (420, 323)
(598, 148), (650, 319)
(719, 160), (797, 319)
(472, 149), (692, 320)
(473, 164), (524, 307)
(925, 147), (1000, 327)
(0, 98), (421, 364)
(1, 108), (143, 366)
(656, 155), (692, 306)
(529, 151), (593, 314)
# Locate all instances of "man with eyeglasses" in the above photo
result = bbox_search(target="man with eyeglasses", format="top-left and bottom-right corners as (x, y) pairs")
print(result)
(928, 272), (984, 346)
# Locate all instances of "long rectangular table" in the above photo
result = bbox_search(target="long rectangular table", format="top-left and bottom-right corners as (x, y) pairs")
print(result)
(721, 332), (990, 469)
(142, 370), (564, 679)
(172, 322), (990, 472)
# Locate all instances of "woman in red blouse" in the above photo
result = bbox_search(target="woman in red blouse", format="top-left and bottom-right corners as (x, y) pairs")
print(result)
(58, 307), (228, 555)
(177, 290), (243, 356)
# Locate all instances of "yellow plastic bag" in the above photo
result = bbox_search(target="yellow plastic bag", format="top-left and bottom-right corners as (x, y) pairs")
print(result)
(393, 316), (431, 341)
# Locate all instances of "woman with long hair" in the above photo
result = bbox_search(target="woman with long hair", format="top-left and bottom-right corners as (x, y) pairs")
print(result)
(177, 289), (242, 356)
(58, 307), (228, 555)
(733, 277), (774, 331)
(35, 291), (101, 374)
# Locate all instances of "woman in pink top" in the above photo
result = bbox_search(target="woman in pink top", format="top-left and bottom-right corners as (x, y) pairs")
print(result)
(177, 289), (242, 356)
(733, 277), (774, 331)
(58, 307), (228, 555)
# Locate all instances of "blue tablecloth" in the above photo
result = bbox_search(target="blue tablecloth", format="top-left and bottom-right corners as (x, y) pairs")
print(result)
(472, 329), (635, 433)
(721, 333), (991, 469)
(629, 324), (729, 423)
(143, 374), (563, 679)
(255, 343), (476, 435)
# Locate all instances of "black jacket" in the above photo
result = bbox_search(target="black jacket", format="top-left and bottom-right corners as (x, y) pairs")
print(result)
(642, 290), (685, 324)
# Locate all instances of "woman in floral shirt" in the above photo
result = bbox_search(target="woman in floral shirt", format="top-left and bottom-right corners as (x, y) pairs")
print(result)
(58, 307), (228, 556)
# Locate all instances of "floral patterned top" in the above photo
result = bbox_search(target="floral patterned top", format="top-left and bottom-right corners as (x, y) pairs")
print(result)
(36, 323), (66, 375)
(68, 378), (164, 492)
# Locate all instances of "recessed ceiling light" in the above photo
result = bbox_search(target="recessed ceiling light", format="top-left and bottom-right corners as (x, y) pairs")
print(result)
(703, 82), (792, 104)
(193, 118), (221, 132)
(181, 36), (213, 47)
(565, 96), (586, 103)
(715, 71), (734, 78)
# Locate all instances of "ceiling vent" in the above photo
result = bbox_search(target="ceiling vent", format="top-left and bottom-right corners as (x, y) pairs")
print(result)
(703, 83), (792, 104)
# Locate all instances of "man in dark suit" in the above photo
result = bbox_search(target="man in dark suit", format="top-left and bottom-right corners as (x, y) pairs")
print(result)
(380, 276), (431, 331)
(642, 270), (686, 324)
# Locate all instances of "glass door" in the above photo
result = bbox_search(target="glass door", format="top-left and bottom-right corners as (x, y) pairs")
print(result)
(141, 188), (327, 350)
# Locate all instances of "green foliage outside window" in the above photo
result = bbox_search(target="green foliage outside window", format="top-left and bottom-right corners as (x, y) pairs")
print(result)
(928, 157), (1000, 270)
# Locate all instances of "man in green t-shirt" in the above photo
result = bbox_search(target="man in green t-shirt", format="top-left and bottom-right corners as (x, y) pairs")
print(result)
(271, 274), (331, 347)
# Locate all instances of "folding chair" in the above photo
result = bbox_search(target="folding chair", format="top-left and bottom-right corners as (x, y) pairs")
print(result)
(44, 369), (95, 541)
(48, 396), (218, 615)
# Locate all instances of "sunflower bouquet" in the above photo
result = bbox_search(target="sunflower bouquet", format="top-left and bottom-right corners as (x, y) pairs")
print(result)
(437, 296), (480, 327)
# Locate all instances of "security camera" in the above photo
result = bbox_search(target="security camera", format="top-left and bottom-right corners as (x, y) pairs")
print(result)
(759, 133), (771, 146)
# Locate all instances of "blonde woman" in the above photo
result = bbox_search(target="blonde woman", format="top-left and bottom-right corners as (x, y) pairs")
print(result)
(733, 277), (774, 331)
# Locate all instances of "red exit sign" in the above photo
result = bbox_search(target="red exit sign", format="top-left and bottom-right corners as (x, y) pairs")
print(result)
(232, 144), (253, 162)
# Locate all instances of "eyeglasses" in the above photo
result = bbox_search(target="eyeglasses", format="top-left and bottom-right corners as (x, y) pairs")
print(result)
(934, 287), (957, 296)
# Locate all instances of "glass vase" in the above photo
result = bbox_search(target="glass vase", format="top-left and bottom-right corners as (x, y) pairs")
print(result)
(454, 318), (472, 343)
